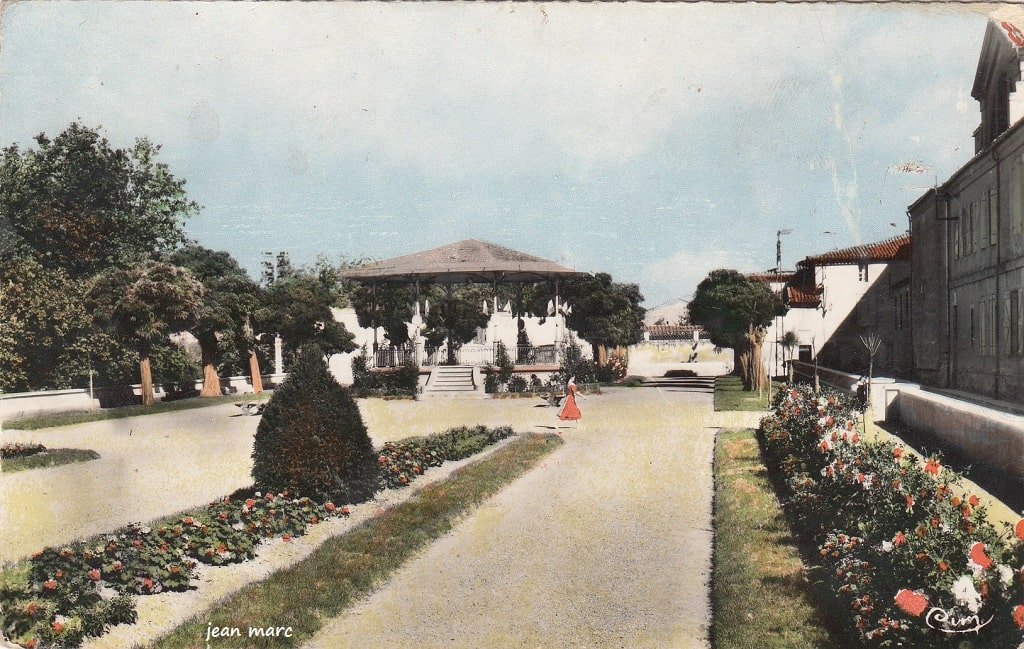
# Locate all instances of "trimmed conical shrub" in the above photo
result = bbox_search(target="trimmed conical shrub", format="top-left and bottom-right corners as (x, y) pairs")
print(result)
(252, 345), (379, 503)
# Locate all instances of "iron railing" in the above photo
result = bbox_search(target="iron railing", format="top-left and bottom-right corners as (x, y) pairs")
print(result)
(370, 343), (562, 368)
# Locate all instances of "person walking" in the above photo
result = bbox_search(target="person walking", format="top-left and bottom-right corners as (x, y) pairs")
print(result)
(557, 376), (583, 428)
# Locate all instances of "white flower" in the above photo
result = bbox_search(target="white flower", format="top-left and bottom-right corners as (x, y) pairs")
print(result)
(862, 474), (874, 490)
(952, 575), (983, 613)
(997, 564), (1014, 587)
(879, 541), (894, 553)
(232, 522), (245, 531)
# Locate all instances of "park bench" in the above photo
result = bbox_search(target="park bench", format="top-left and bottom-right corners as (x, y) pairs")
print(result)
(235, 402), (267, 416)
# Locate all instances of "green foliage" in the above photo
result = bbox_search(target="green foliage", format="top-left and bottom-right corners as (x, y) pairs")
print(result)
(0, 257), (94, 392)
(562, 272), (646, 352)
(256, 271), (356, 362)
(252, 345), (379, 504)
(0, 122), (195, 278)
(350, 283), (416, 346)
(556, 337), (597, 385)
(688, 269), (782, 350)
(148, 342), (201, 388)
(88, 262), (204, 357)
(421, 285), (490, 364)
(168, 245), (260, 372)
(350, 347), (419, 397)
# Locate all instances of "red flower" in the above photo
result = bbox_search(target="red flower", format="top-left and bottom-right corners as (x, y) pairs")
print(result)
(894, 589), (929, 617)
(88, 569), (101, 582)
(892, 446), (903, 460)
(905, 495), (915, 511)
(969, 542), (994, 570)
(25, 602), (39, 617)
(924, 458), (941, 476)
(324, 502), (336, 513)
(282, 534), (292, 543)
(951, 496), (961, 507)
(54, 570), (63, 580)
(1013, 605), (1024, 630)
(24, 639), (37, 649)
(969, 494), (980, 508)
(938, 560), (949, 572)
(43, 580), (57, 591)
(1015, 519), (1024, 541)
(51, 621), (64, 634)
(113, 561), (123, 572)
(245, 498), (256, 509)
(143, 578), (154, 591)
(341, 506), (351, 516)
(893, 531), (907, 547)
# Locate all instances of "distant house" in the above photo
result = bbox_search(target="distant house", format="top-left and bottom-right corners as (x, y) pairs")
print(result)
(908, 8), (1024, 400)
(758, 235), (911, 378)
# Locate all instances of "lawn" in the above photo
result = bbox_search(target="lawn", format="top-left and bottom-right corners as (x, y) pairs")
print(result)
(1, 447), (99, 473)
(4, 392), (269, 430)
(712, 428), (840, 649)
(714, 375), (769, 411)
(150, 433), (562, 649)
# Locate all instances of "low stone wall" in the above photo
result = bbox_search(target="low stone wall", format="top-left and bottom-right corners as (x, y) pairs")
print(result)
(1, 374), (287, 422)
(892, 386), (1024, 483)
(790, 361), (895, 419)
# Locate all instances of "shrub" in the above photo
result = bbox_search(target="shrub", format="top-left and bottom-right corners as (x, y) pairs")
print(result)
(1, 443), (46, 459)
(252, 345), (380, 504)
(351, 346), (418, 397)
(377, 426), (516, 488)
(759, 383), (1024, 648)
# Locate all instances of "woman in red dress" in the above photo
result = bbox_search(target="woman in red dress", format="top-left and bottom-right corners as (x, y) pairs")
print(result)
(558, 376), (583, 428)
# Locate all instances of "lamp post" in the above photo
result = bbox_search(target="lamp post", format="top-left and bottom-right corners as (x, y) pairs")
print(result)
(773, 229), (792, 381)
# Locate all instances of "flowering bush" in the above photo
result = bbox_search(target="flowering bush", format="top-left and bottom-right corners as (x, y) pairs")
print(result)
(760, 383), (1024, 647)
(1, 443), (47, 459)
(378, 426), (515, 489)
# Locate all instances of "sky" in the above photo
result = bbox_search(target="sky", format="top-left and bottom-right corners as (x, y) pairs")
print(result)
(0, 2), (990, 307)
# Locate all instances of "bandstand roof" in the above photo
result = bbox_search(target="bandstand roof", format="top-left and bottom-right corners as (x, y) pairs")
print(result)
(341, 239), (586, 284)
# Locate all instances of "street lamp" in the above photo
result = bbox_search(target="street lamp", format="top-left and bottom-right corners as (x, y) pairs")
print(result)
(773, 229), (793, 382)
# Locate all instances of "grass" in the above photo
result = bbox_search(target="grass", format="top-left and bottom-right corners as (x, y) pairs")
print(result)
(149, 432), (562, 649)
(712, 428), (841, 649)
(1, 448), (100, 473)
(714, 375), (769, 412)
(4, 392), (270, 431)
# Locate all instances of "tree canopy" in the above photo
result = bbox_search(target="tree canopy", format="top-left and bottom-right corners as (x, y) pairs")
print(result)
(688, 269), (782, 390)
(0, 122), (197, 278)
(422, 284), (491, 364)
(562, 272), (646, 362)
(88, 261), (205, 404)
(257, 271), (357, 361)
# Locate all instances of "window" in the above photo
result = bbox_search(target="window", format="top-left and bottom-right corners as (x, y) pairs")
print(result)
(971, 306), (976, 347)
(981, 194), (989, 250)
(989, 187), (999, 246)
(858, 263), (869, 282)
(954, 216), (961, 259)
(1008, 290), (1018, 356)
(970, 202), (977, 254)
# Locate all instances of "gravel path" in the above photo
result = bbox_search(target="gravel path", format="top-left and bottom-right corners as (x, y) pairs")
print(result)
(304, 387), (717, 649)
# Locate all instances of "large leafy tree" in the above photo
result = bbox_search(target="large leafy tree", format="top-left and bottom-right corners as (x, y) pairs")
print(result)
(256, 270), (357, 364)
(562, 273), (646, 364)
(169, 245), (261, 396)
(688, 269), (783, 391)
(0, 122), (196, 278)
(422, 284), (491, 365)
(350, 283), (416, 347)
(88, 262), (204, 405)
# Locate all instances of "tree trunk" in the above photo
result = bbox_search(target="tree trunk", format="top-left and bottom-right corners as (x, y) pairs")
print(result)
(139, 355), (155, 406)
(249, 350), (263, 394)
(199, 337), (222, 397)
(743, 325), (768, 393)
(447, 335), (457, 365)
(597, 344), (608, 367)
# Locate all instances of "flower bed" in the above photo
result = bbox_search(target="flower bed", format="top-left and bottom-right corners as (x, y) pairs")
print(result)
(760, 383), (1024, 647)
(2, 443), (47, 459)
(0, 425), (517, 648)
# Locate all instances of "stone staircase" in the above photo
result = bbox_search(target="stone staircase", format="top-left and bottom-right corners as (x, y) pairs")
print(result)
(638, 375), (716, 393)
(421, 365), (487, 399)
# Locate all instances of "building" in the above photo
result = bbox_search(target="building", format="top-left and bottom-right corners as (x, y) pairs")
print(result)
(908, 9), (1024, 400)
(759, 235), (911, 379)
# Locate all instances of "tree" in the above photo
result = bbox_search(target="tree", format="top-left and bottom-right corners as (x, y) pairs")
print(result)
(562, 273), (646, 365)
(252, 345), (379, 503)
(688, 269), (782, 391)
(88, 261), (204, 405)
(169, 245), (261, 396)
(350, 283), (416, 347)
(0, 122), (196, 278)
(781, 330), (799, 382)
(256, 270), (356, 365)
(421, 284), (490, 365)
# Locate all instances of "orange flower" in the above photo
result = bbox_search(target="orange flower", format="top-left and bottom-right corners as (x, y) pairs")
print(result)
(969, 494), (980, 507)
(51, 622), (64, 634)
(245, 498), (256, 508)
(42, 580), (57, 591)
(938, 560), (949, 572)
(1015, 519), (1024, 541)
(969, 542), (994, 570)
(892, 446), (904, 460)
(282, 534), (292, 543)
(88, 569), (100, 582)
(1013, 605), (1024, 630)
(341, 506), (351, 516)
(924, 458), (941, 476)
(324, 502), (336, 513)
(951, 496), (961, 508)
(893, 531), (907, 547)
(894, 589), (929, 617)
(143, 578), (154, 591)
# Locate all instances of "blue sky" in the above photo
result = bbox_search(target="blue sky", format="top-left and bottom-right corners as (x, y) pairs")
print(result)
(0, 2), (987, 307)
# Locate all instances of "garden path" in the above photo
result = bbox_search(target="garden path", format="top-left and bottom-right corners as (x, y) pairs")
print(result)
(304, 387), (718, 649)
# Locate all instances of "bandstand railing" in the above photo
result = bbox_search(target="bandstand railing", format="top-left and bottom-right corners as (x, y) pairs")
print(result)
(370, 343), (562, 368)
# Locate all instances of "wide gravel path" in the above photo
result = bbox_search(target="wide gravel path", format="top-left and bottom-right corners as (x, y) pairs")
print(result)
(304, 387), (719, 649)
